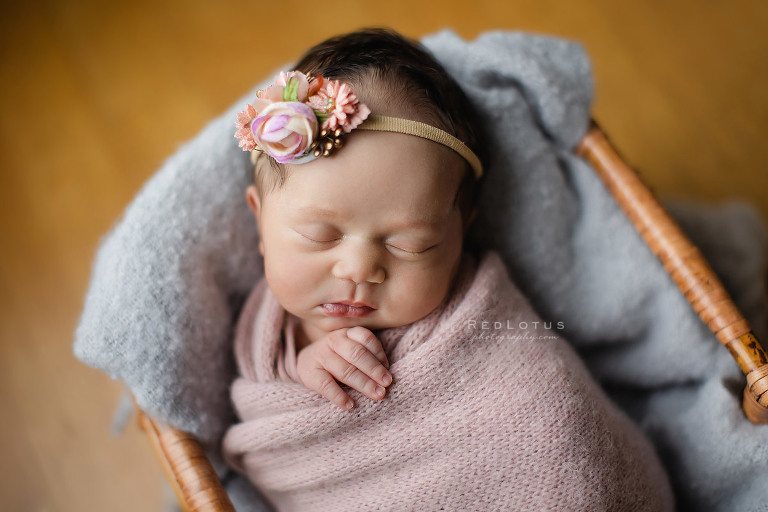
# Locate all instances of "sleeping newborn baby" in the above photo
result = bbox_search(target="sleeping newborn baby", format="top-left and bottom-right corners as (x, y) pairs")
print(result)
(222, 28), (674, 511)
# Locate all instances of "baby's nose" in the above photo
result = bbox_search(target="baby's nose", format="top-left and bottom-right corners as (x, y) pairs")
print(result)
(332, 240), (385, 284)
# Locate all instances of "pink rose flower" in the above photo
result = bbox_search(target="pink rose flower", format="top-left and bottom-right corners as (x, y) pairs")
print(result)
(250, 102), (318, 163)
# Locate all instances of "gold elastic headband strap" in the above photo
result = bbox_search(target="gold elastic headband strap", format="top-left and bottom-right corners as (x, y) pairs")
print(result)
(357, 115), (483, 179)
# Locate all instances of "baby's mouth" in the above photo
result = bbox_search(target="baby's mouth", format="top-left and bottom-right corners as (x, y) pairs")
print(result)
(321, 302), (376, 318)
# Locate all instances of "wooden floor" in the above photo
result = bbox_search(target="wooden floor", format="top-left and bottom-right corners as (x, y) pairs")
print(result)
(1, 0), (766, 510)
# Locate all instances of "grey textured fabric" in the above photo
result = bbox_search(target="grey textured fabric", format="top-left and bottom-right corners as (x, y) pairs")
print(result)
(74, 102), (262, 442)
(74, 30), (768, 511)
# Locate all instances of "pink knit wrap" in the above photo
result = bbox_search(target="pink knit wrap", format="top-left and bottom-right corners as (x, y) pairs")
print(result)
(222, 252), (674, 511)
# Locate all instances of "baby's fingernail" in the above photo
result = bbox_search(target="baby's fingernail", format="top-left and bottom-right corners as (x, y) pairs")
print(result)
(382, 373), (392, 386)
(375, 385), (385, 397)
(345, 399), (354, 410)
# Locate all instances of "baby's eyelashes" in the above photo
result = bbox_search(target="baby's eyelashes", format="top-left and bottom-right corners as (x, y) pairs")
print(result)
(293, 227), (342, 244)
(383, 235), (442, 258)
(385, 242), (438, 256)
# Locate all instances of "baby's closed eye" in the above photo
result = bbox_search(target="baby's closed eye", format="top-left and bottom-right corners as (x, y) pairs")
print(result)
(293, 225), (342, 244)
(384, 235), (441, 257)
(291, 223), (442, 258)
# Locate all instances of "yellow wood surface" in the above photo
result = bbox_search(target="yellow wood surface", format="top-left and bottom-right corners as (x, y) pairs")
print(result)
(1, 1), (766, 510)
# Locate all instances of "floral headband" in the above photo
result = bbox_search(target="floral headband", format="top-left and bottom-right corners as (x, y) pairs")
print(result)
(234, 71), (483, 178)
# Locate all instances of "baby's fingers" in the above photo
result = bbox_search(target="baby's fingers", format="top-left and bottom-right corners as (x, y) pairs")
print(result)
(346, 326), (389, 369)
(316, 347), (384, 403)
(305, 366), (354, 411)
(333, 330), (392, 394)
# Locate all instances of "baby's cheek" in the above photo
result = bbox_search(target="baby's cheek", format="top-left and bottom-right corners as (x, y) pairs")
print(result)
(394, 268), (451, 320)
(264, 251), (317, 299)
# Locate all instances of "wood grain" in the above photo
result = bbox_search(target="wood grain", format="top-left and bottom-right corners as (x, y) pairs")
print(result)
(1, 1), (766, 510)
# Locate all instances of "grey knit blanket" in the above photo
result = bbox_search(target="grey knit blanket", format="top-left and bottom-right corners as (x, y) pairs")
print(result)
(74, 30), (768, 511)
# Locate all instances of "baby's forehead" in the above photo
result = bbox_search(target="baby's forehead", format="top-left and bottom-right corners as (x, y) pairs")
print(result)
(272, 143), (462, 227)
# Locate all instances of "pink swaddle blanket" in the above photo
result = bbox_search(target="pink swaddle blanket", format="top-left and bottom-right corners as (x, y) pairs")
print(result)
(222, 252), (674, 511)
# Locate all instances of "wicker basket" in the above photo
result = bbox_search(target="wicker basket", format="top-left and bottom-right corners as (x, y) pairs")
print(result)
(136, 123), (768, 512)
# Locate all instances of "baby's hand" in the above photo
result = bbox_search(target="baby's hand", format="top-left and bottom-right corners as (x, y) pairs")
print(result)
(296, 326), (392, 411)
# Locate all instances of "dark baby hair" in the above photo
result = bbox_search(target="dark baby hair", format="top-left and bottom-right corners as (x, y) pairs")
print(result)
(256, 28), (485, 226)
(293, 28), (484, 163)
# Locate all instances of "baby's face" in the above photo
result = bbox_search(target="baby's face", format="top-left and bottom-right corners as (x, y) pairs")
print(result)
(247, 130), (466, 345)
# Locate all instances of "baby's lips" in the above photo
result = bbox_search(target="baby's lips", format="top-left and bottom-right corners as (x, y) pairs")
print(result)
(321, 303), (375, 318)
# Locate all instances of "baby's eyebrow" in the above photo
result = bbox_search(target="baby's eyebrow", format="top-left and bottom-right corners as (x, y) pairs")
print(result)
(294, 205), (447, 231)
(295, 206), (341, 219)
(382, 214), (450, 234)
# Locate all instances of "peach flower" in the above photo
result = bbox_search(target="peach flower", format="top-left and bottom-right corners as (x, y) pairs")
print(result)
(309, 80), (371, 133)
(234, 103), (259, 151)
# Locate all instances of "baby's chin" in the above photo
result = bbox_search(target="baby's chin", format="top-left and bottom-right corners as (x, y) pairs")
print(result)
(304, 314), (412, 339)
(314, 317), (393, 333)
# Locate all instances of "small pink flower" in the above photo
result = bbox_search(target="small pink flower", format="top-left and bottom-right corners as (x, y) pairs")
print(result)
(250, 102), (318, 163)
(234, 103), (259, 151)
(311, 80), (371, 133)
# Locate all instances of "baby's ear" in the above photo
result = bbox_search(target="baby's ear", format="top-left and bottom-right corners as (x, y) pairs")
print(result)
(245, 186), (265, 255)
(245, 185), (261, 222)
